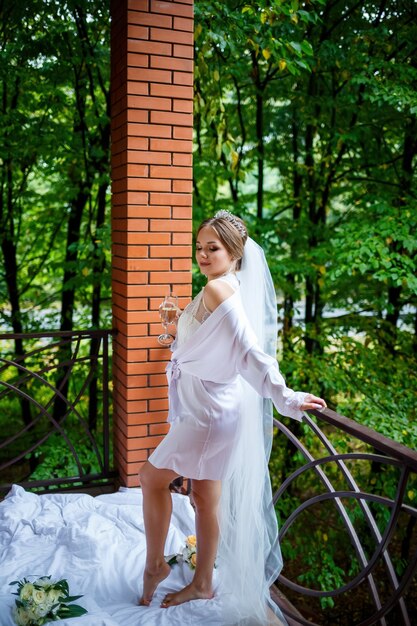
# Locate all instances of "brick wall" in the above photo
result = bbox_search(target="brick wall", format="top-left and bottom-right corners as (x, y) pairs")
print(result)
(110, 0), (194, 487)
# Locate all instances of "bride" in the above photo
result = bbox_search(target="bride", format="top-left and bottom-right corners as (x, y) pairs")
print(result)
(138, 211), (326, 625)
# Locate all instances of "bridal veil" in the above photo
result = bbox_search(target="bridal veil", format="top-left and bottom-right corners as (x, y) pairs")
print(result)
(218, 237), (286, 625)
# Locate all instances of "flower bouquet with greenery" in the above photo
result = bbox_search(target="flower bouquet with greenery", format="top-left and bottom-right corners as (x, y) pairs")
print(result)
(165, 534), (197, 570)
(10, 576), (87, 626)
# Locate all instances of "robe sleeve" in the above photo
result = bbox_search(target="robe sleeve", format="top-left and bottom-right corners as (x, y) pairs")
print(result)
(238, 343), (307, 421)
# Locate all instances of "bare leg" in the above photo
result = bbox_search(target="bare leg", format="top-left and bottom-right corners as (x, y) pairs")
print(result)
(161, 479), (221, 608)
(139, 461), (179, 606)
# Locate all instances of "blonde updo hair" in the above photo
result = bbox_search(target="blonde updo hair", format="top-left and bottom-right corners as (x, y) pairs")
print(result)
(197, 211), (248, 270)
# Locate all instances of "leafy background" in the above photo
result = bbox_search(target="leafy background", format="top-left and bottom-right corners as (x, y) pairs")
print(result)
(1, 0), (416, 623)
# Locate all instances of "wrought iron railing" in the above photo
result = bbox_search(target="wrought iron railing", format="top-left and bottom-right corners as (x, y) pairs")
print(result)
(272, 407), (417, 626)
(0, 329), (116, 497)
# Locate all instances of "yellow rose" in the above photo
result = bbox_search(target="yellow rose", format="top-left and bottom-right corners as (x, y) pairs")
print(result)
(14, 607), (31, 626)
(48, 588), (63, 604)
(190, 553), (197, 568)
(20, 583), (34, 602)
(32, 588), (47, 604)
(186, 535), (197, 547)
(26, 608), (39, 622)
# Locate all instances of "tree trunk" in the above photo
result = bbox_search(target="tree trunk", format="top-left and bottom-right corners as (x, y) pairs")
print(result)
(303, 72), (322, 355)
(283, 111), (303, 353)
(1, 233), (33, 427)
(251, 52), (264, 220)
(256, 88), (264, 220)
(385, 285), (402, 328)
(88, 165), (109, 431)
(53, 189), (89, 422)
(0, 146), (32, 427)
(53, 32), (91, 422)
(384, 116), (416, 337)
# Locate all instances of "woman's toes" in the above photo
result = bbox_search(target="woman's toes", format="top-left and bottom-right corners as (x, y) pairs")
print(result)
(160, 594), (172, 608)
(160, 584), (213, 608)
(139, 562), (171, 606)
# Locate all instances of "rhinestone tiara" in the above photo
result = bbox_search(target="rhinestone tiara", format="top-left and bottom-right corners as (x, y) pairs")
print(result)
(213, 210), (246, 238)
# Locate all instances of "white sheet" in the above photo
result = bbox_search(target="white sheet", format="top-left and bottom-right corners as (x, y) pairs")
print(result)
(0, 485), (225, 626)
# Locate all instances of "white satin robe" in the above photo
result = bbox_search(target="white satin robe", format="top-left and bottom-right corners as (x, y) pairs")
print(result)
(148, 288), (306, 481)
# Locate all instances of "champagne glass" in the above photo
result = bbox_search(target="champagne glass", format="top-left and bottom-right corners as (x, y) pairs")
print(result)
(157, 293), (178, 346)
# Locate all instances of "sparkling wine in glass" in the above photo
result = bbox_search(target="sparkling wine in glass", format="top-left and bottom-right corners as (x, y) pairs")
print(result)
(158, 293), (178, 346)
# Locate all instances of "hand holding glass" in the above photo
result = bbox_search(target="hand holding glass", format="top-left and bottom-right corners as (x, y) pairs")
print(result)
(158, 293), (178, 346)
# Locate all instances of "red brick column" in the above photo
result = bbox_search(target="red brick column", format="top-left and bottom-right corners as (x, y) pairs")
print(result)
(110, 0), (194, 487)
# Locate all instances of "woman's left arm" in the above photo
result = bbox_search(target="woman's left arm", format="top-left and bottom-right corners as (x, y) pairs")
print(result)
(238, 344), (326, 421)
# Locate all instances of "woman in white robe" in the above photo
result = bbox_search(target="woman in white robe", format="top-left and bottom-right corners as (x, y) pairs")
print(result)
(139, 211), (326, 624)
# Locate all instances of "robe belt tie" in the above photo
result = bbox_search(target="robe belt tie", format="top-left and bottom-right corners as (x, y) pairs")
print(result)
(166, 359), (181, 422)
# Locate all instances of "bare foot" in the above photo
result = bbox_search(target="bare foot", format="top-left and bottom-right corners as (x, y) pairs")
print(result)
(139, 562), (171, 606)
(160, 582), (214, 608)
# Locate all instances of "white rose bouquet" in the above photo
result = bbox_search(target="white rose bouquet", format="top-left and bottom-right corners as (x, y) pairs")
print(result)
(166, 534), (197, 570)
(10, 576), (87, 626)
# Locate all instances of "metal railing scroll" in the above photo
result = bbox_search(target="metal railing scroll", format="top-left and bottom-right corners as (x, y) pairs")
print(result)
(272, 407), (417, 626)
(0, 330), (116, 498)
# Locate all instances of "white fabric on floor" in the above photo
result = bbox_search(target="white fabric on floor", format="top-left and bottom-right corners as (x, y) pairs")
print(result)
(0, 485), (226, 626)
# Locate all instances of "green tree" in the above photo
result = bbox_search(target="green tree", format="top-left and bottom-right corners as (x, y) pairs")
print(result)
(0, 0), (111, 429)
(194, 0), (417, 431)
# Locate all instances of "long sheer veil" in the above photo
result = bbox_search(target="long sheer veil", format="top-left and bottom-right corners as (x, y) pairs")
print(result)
(218, 237), (286, 625)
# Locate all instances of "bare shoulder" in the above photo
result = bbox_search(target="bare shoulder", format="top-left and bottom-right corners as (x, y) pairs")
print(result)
(203, 278), (235, 312)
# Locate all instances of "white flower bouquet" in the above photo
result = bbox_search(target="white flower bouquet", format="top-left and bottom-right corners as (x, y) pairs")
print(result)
(10, 576), (87, 626)
(165, 534), (197, 570)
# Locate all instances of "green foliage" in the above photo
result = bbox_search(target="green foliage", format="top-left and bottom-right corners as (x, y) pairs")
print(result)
(194, 0), (417, 434)
(296, 544), (346, 609)
(0, 0), (111, 333)
(28, 430), (103, 482)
